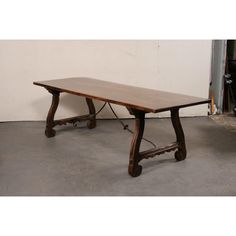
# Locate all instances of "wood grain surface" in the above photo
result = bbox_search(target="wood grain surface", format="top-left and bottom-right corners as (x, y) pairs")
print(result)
(34, 77), (210, 113)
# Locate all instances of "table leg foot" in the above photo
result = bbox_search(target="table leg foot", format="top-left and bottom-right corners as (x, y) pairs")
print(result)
(45, 128), (56, 138)
(174, 150), (186, 161)
(128, 164), (142, 177)
(86, 98), (96, 129)
(87, 120), (96, 129)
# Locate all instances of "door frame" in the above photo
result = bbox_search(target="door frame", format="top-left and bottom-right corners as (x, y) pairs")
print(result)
(210, 40), (227, 114)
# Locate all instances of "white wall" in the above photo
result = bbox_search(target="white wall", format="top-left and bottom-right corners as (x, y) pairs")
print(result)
(0, 40), (212, 121)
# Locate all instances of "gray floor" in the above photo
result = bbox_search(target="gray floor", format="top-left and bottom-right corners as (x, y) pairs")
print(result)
(0, 117), (236, 196)
(211, 113), (236, 131)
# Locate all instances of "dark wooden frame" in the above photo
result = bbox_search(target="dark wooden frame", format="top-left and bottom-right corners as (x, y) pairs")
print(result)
(45, 89), (96, 138)
(126, 108), (186, 177)
(34, 78), (210, 177)
(43, 88), (188, 177)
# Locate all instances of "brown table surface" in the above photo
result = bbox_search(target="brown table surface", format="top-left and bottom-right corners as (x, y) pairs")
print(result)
(34, 77), (210, 113)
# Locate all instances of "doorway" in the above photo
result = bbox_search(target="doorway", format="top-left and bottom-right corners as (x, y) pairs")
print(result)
(223, 40), (236, 115)
(210, 40), (236, 116)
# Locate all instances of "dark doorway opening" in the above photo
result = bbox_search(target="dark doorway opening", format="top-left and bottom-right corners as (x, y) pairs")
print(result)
(223, 40), (236, 116)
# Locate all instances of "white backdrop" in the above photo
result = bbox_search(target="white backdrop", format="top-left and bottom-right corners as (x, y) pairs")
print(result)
(0, 40), (212, 121)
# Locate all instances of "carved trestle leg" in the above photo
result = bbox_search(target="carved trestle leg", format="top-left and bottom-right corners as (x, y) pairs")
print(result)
(86, 98), (96, 129)
(127, 107), (187, 177)
(170, 108), (187, 161)
(128, 109), (145, 177)
(45, 89), (60, 138)
(45, 89), (97, 138)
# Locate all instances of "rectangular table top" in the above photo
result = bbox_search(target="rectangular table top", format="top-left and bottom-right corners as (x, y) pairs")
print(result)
(33, 77), (210, 113)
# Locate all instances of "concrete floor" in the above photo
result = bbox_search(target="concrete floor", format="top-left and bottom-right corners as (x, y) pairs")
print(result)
(0, 117), (236, 196)
(211, 113), (236, 131)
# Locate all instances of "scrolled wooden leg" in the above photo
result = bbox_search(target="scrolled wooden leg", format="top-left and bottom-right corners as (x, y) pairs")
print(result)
(128, 109), (145, 177)
(45, 89), (60, 138)
(171, 108), (186, 161)
(86, 98), (96, 129)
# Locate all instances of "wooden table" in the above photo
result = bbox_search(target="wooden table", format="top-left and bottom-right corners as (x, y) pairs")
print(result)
(33, 77), (210, 177)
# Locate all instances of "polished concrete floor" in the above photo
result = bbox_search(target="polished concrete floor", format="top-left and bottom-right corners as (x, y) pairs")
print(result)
(0, 117), (236, 196)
